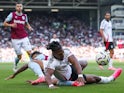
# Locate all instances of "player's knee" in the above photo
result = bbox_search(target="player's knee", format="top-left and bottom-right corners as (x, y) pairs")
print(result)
(79, 60), (88, 69)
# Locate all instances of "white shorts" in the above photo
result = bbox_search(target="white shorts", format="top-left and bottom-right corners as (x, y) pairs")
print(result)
(11, 37), (32, 55)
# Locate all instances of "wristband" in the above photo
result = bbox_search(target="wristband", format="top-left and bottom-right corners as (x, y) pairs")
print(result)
(78, 74), (83, 78)
(49, 84), (54, 88)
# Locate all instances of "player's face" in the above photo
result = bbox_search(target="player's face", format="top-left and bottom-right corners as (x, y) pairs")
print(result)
(53, 34), (57, 38)
(53, 49), (64, 60)
(16, 4), (23, 13)
(105, 13), (111, 20)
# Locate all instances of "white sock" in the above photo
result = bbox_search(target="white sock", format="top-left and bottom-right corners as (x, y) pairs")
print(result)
(99, 76), (114, 83)
(28, 62), (44, 77)
(108, 58), (113, 68)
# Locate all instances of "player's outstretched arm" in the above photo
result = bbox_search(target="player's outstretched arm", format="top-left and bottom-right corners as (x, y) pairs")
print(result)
(45, 68), (59, 89)
(5, 64), (28, 80)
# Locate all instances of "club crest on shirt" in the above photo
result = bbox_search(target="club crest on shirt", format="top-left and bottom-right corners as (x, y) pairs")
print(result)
(22, 16), (25, 20)
(15, 16), (17, 19)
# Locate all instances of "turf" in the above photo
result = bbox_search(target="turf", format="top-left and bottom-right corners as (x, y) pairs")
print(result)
(0, 61), (123, 93)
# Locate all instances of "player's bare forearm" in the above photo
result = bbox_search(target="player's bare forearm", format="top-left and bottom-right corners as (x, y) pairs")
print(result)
(3, 21), (17, 28)
(45, 68), (54, 86)
(3, 21), (10, 27)
(5, 64), (28, 80)
(25, 23), (33, 31)
(13, 64), (28, 76)
(99, 29), (106, 41)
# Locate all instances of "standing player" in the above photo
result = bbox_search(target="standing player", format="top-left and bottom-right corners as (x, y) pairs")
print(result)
(3, 2), (33, 71)
(99, 12), (116, 70)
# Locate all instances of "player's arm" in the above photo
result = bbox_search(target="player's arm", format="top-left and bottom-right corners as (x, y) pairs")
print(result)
(68, 55), (85, 85)
(25, 23), (33, 31)
(45, 58), (58, 88)
(5, 64), (28, 80)
(99, 21), (107, 42)
(99, 29), (107, 42)
(45, 68), (58, 88)
(3, 13), (17, 28)
(25, 14), (33, 31)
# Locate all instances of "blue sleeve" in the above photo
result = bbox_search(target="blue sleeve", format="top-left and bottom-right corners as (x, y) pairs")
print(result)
(25, 14), (28, 23)
(5, 13), (12, 22)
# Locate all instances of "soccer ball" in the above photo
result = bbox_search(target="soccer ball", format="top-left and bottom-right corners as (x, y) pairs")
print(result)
(96, 51), (110, 66)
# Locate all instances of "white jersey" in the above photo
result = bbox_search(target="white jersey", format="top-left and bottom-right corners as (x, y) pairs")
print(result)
(46, 49), (73, 80)
(100, 19), (113, 42)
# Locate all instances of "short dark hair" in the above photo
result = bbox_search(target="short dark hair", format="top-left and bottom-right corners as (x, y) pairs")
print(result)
(15, 2), (23, 5)
(105, 12), (110, 15)
(30, 51), (41, 58)
(46, 41), (62, 51)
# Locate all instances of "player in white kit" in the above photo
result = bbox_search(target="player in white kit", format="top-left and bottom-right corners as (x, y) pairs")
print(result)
(5, 47), (122, 88)
(99, 12), (116, 70)
(5, 50), (88, 86)
(45, 42), (122, 88)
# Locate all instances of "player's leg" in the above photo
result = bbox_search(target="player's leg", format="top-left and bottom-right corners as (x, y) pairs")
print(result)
(28, 62), (45, 85)
(85, 68), (122, 84)
(56, 65), (85, 86)
(11, 39), (22, 72)
(108, 42), (117, 70)
(78, 59), (88, 70)
(22, 37), (32, 57)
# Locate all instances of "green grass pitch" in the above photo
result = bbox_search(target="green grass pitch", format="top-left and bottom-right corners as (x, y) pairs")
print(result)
(0, 61), (123, 93)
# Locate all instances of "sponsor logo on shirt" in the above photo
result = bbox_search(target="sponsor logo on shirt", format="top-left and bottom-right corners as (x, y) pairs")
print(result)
(14, 19), (25, 24)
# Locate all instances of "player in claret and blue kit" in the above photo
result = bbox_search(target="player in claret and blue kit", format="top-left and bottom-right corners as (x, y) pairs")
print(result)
(3, 2), (33, 72)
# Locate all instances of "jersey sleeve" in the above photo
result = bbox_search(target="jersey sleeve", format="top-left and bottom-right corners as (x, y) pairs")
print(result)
(100, 20), (105, 30)
(5, 12), (13, 22)
(64, 48), (73, 58)
(25, 14), (28, 23)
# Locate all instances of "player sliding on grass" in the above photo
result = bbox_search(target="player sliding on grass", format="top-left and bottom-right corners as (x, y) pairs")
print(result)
(45, 41), (122, 88)
(5, 42), (122, 88)
(5, 50), (88, 85)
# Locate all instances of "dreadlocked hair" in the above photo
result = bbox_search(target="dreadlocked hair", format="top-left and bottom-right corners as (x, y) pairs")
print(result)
(46, 41), (62, 51)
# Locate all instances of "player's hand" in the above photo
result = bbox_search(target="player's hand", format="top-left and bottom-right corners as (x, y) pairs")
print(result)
(10, 23), (17, 28)
(29, 27), (34, 31)
(5, 75), (15, 80)
(76, 77), (85, 86)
